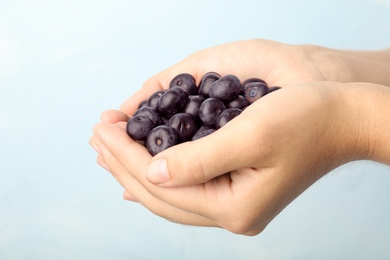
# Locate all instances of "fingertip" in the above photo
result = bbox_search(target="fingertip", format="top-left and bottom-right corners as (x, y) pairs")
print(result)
(146, 159), (170, 185)
(97, 154), (111, 172)
(89, 137), (101, 154)
(123, 190), (139, 202)
(100, 109), (129, 123)
(92, 121), (106, 136)
(92, 122), (123, 148)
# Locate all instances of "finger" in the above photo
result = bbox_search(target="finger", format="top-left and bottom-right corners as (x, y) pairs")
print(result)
(89, 136), (101, 154)
(145, 110), (261, 187)
(100, 109), (130, 123)
(93, 123), (216, 227)
(96, 154), (111, 173)
(123, 190), (139, 202)
(89, 136), (111, 172)
(93, 121), (259, 225)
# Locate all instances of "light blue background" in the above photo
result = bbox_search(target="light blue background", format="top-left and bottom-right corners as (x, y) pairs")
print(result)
(1, 0), (390, 259)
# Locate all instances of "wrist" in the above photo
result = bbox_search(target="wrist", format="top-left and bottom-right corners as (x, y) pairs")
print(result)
(339, 83), (390, 165)
(305, 45), (390, 85)
(338, 49), (390, 85)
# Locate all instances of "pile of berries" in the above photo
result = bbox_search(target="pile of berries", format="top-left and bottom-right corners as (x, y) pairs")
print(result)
(126, 72), (280, 155)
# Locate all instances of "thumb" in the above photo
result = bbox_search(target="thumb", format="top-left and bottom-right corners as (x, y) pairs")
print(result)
(145, 114), (258, 187)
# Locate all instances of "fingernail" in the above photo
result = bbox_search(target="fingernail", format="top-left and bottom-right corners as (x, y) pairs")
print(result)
(146, 159), (170, 184)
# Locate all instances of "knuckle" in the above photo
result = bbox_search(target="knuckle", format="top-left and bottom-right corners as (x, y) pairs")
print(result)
(189, 160), (208, 184)
(219, 217), (254, 235)
(214, 206), (253, 235)
(221, 217), (267, 236)
(215, 201), (268, 236)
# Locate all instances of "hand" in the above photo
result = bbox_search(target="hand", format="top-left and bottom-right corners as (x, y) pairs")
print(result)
(101, 38), (343, 123)
(102, 38), (390, 124)
(90, 81), (372, 235)
(90, 38), (390, 235)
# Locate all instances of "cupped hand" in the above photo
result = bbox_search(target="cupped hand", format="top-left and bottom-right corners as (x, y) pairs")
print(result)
(101, 39), (336, 123)
(90, 81), (365, 235)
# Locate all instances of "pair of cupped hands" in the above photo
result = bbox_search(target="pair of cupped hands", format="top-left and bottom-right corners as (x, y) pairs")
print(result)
(89, 39), (370, 235)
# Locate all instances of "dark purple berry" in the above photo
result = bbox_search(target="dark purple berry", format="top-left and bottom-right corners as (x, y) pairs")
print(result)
(198, 98), (226, 126)
(147, 90), (165, 110)
(168, 113), (198, 142)
(197, 124), (214, 132)
(241, 78), (267, 89)
(183, 95), (205, 118)
(192, 128), (216, 141)
(226, 95), (250, 109)
(244, 82), (269, 103)
(267, 86), (281, 93)
(126, 72), (282, 156)
(138, 100), (148, 109)
(161, 117), (169, 125)
(146, 125), (180, 156)
(156, 87), (188, 118)
(126, 116), (155, 141)
(169, 73), (197, 95)
(133, 106), (162, 126)
(209, 74), (242, 102)
(198, 72), (221, 98)
(216, 108), (242, 129)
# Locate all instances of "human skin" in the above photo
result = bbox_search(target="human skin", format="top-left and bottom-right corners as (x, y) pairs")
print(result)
(104, 38), (390, 122)
(89, 39), (390, 235)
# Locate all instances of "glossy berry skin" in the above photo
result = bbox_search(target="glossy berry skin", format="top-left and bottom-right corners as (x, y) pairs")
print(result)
(183, 95), (205, 118)
(197, 124), (214, 132)
(267, 86), (281, 93)
(146, 125), (180, 156)
(198, 97), (226, 126)
(147, 90), (165, 110)
(209, 74), (242, 102)
(156, 87), (189, 118)
(133, 106), (162, 126)
(216, 108), (242, 129)
(241, 77), (267, 90)
(198, 72), (221, 98)
(226, 95), (250, 109)
(192, 128), (216, 141)
(160, 117), (169, 125)
(126, 116), (155, 141)
(168, 113), (198, 142)
(169, 73), (197, 95)
(126, 72), (275, 156)
(244, 82), (269, 103)
(138, 100), (148, 109)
